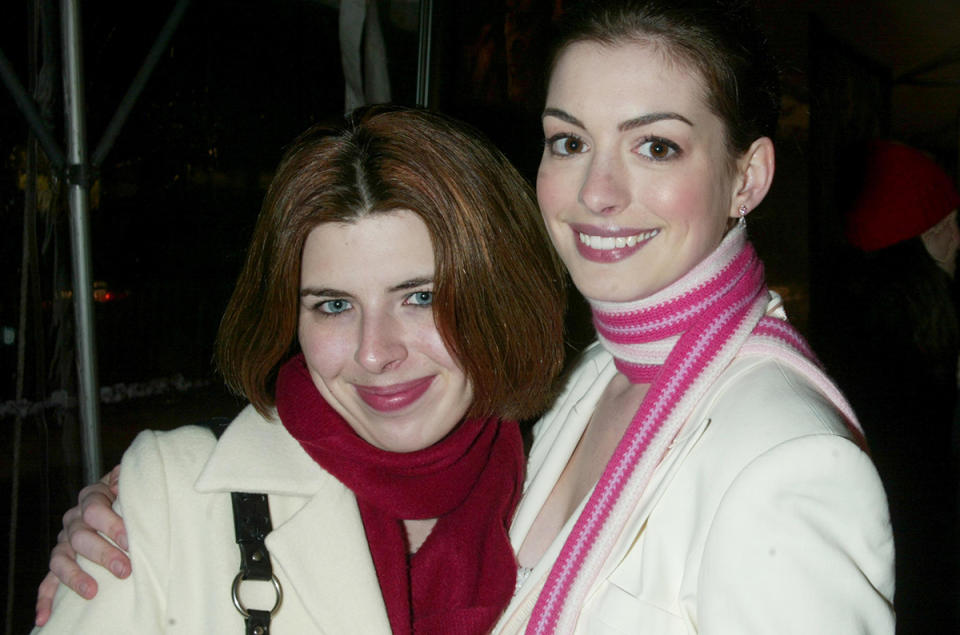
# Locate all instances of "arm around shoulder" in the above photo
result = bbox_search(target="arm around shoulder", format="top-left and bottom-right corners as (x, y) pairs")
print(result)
(697, 434), (895, 634)
(33, 429), (185, 634)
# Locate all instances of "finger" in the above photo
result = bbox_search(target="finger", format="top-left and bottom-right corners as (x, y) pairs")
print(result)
(78, 489), (128, 553)
(48, 542), (99, 600)
(67, 525), (131, 579)
(106, 464), (121, 495)
(77, 480), (117, 512)
(35, 571), (61, 626)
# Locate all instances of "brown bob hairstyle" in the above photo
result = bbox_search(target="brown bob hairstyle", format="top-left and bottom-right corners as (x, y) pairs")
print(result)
(217, 105), (566, 421)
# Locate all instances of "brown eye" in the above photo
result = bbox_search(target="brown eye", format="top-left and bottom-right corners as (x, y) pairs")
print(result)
(563, 138), (583, 154)
(546, 134), (589, 157)
(637, 138), (679, 161)
(649, 141), (669, 158)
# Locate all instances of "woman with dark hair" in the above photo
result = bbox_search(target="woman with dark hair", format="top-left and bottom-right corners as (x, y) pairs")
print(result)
(40, 1), (896, 633)
(491, 1), (893, 632)
(32, 105), (565, 635)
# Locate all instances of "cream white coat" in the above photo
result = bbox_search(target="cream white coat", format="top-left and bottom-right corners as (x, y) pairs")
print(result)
(34, 406), (393, 635)
(495, 342), (896, 634)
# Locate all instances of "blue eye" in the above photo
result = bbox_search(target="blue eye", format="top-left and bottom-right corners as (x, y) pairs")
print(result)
(317, 299), (352, 314)
(545, 134), (589, 157)
(406, 291), (433, 306)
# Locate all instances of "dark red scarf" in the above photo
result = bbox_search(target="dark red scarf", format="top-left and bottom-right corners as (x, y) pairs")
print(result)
(275, 354), (523, 634)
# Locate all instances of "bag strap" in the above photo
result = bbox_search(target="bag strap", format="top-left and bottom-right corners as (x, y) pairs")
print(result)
(198, 418), (283, 635)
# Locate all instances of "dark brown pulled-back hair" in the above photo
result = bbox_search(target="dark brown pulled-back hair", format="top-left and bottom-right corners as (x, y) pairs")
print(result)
(217, 105), (566, 421)
(549, 0), (780, 160)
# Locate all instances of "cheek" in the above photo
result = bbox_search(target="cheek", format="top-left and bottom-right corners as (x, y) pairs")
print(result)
(536, 166), (570, 222)
(298, 316), (353, 382)
(649, 171), (713, 224)
(651, 167), (730, 249)
(416, 319), (464, 373)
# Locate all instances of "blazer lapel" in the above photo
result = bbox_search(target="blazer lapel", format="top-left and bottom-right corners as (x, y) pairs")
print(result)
(500, 348), (716, 632)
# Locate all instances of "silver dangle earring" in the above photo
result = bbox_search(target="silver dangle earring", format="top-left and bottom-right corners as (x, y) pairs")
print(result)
(737, 204), (748, 228)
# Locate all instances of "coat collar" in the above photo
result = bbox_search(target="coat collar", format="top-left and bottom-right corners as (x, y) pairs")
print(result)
(195, 405), (325, 496)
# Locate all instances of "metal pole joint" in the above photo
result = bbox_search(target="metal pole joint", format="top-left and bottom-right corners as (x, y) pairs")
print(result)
(65, 163), (95, 188)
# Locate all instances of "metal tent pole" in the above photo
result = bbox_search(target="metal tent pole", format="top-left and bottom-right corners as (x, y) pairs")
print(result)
(60, 0), (101, 483)
(92, 0), (191, 168)
(415, 0), (433, 108)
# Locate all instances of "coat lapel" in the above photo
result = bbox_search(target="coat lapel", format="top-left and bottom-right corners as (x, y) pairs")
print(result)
(195, 405), (393, 634)
(267, 478), (393, 634)
(499, 349), (714, 633)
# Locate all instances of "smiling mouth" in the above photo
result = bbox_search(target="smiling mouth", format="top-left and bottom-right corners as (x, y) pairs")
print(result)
(355, 377), (434, 413)
(571, 227), (660, 263)
(577, 229), (660, 250)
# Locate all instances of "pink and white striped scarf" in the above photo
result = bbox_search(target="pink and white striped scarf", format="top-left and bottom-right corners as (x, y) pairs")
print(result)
(526, 226), (863, 634)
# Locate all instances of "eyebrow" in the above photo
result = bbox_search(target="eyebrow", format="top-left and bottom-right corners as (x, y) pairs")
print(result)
(542, 107), (693, 130)
(299, 276), (434, 298)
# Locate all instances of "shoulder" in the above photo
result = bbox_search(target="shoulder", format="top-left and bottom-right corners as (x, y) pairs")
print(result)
(682, 355), (881, 524)
(532, 342), (614, 437)
(687, 359), (894, 628)
(526, 342), (615, 468)
(119, 405), (268, 480)
(697, 355), (857, 452)
(693, 432), (895, 631)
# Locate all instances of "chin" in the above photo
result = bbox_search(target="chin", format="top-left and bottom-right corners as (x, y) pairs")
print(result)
(572, 274), (650, 303)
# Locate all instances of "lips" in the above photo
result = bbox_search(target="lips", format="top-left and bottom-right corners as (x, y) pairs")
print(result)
(570, 224), (660, 263)
(354, 376), (435, 412)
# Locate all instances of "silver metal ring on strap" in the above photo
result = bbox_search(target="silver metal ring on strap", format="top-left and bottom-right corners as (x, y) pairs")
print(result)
(231, 573), (284, 618)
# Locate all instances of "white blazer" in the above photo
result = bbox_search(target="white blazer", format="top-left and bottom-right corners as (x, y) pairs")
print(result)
(495, 342), (896, 634)
(34, 406), (393, 634)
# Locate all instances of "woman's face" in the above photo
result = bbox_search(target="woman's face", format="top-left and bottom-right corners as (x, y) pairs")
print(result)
(537, 41), (740, 302)
(297, 210), (474, 453)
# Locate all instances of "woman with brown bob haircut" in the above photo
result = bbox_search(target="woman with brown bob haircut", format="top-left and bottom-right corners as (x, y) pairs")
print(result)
(220, 105), (565, 423)
(33, 105), (565, 635)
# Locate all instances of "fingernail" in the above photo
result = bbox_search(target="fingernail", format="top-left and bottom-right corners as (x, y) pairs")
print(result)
(117, 532), (129, 551)
(78, 581), (89, 597)
(110, 560), (127, 577)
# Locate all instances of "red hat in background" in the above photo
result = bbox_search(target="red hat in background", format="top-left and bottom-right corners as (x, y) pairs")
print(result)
(846, 140), (960, 251)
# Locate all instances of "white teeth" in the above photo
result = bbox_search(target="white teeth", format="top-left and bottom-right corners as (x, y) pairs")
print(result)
(579, 229), (659, 250)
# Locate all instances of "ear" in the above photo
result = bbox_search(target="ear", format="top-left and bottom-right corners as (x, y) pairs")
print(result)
(729, 136), (775, 218)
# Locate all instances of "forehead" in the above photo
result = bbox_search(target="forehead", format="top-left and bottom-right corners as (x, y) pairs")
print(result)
(547, 40), (712, 123)
(300, 210), (435, 283)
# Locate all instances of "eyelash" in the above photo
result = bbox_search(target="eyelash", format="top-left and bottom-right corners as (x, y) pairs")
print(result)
(404, 291), (433, 307)
(310, 290), (433, 317)
(544, 133), (682, 162)
(544, 133), (588, 157)
(314, 299), (351, 316)
(635, 136), (681, 161)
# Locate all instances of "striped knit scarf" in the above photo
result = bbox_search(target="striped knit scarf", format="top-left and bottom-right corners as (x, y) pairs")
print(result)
(526, 226), (864, 634)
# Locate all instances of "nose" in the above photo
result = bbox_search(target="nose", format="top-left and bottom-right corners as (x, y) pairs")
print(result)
(355, 310), (408, 373)
(579, 153), (629, 216)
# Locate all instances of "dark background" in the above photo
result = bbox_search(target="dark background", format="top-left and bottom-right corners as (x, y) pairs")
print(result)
(2, 0), (959, 632)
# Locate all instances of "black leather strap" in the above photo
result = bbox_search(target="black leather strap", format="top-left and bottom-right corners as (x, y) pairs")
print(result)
(231, 492), (274, 580)
(244, 609), (272, 635)
(196, 418), (279, 633)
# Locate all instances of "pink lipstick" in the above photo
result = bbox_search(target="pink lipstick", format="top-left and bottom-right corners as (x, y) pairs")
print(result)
(355, 376), (435, 412)
(570, 224), (660, 263)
